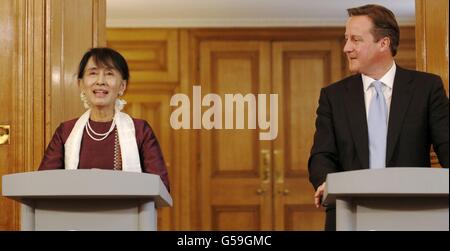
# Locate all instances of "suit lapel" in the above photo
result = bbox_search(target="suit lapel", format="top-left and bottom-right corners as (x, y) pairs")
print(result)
(386, 67), (414, 164)
(344, 75), (369, 169)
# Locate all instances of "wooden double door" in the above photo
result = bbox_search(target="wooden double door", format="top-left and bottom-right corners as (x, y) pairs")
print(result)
(198, 40), (342, 230)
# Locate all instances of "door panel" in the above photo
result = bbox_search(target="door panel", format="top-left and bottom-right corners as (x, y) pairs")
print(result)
(107, 29), (179, 83)
(108, 28), (180, 230)
(122, 90), (174, 230)
(273, 41), (342, 230)
(200, 41), (272, 230)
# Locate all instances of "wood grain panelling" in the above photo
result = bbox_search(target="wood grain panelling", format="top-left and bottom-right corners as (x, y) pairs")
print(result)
(47, 0), (106, 139)
(273, 41), (341, 230)
(212, 205), (260, 230)
(107, 28), (180, 230)
(283, 51), (331, 177)
(285, 205), (324, 231)
(122, 90), (174, 230)
(416, 0), (449, 94)
(396, 37), (416, 70)
(200, 41), (272, 230)
(211, 52), (260, 178)
(178, 30), (197, 230)
(0, 0), (47, 230)
(122, 93), (173, 173)
(395, 27), (416, 71)
(107, 29), (179, 83)
(93, 0), (106, 47)
(0, 0), (18, 230)
(416, 0), (448, 167)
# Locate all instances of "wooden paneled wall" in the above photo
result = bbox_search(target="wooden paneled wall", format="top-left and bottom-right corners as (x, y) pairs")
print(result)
(415, 0), (449, 167)
(107, 29), (181, 230)
(107, 27), (416, 230)
(416, 0), (449, 94)
(0, 0), (23, 230)
(47, 0), (107, 142)
(0, 0), (49, 230)
(0, 0), (105, 231)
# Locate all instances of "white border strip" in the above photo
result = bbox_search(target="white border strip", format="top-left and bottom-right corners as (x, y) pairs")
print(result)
(107, 17), (415, 28)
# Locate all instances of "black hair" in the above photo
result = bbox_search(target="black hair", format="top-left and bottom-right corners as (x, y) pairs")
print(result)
(77, 47), (129, 80)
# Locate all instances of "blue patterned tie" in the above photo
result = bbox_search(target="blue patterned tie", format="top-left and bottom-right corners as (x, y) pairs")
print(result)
(368, 81), (387, 169)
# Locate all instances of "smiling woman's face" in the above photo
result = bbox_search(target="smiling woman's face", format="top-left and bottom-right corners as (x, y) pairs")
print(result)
(79, 57), (126, 111)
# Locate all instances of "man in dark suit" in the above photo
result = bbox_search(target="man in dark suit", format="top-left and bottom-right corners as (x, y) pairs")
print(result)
(308, 4), (449, 231)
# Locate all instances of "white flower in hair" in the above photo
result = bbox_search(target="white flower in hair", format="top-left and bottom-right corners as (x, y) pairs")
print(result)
(115, 98), (127, 111)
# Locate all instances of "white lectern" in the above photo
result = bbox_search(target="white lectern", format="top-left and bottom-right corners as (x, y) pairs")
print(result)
(2, 169), (172, 231)
(323, 168), (448, 231)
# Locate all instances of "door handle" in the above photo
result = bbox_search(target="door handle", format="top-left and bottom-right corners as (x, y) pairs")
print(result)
(260, 150), (271, 183)
(278, 189), (290, 196)
(256, 188), (266, 195)
(273, 149), (284, 183)
(0, 125), (10, 145)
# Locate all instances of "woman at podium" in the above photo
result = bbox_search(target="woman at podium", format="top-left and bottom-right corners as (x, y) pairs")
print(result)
(38, 47), (170, 191)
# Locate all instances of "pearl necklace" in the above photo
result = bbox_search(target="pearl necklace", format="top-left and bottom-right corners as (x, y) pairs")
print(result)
(85, 118), (116, 141)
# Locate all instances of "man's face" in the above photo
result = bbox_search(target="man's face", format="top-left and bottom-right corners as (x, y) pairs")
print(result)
(343, 15), (384, 75)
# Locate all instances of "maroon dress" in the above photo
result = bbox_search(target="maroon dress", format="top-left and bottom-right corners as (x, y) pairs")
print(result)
(39, 118), (170, 191)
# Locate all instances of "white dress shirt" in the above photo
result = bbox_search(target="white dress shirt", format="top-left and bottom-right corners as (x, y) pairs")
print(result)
(362, 62), (396, 120)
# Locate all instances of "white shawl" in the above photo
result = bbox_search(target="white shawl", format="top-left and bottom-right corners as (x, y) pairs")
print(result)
(64, 109), (142, 172)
